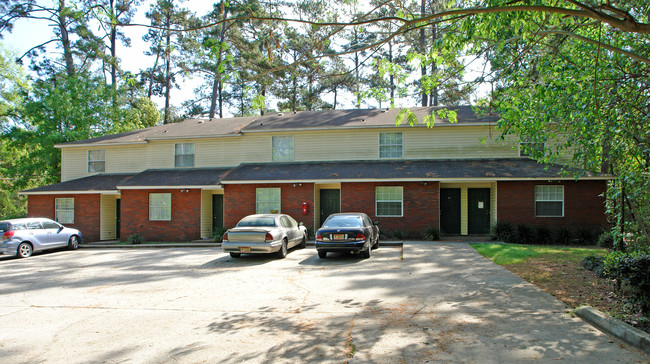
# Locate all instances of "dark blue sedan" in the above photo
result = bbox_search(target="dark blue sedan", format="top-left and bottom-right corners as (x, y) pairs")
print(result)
(315, 213), (379, 259)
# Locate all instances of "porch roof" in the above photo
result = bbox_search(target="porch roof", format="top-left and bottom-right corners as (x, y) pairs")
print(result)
(20, 173), (136, 194)
(117, 167), (232, 189)
(220, 158), (610, 183)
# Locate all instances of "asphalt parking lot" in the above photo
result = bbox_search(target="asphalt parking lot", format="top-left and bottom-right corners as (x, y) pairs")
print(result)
(0, 243), (647, 363)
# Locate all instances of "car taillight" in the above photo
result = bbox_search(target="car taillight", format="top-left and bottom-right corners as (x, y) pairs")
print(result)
(315, 232), (322, 241)
(355, 233), (366, 241)
(2, 230), (14, 240)
(265, 232), (274, 242)
(222, 232), (228, 242)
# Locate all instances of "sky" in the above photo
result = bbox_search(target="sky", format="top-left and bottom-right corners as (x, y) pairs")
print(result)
(2, 1), (490, 117)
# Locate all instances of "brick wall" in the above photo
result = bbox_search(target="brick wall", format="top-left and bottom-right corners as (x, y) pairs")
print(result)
(341, 181), (440, 237)
(497, 180), (607, 231)
(224, 183), (315, 230)
(120, 189), (201, 242)
(28, 194), (101, 242)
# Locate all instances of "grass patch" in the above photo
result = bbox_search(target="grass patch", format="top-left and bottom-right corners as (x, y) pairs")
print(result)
(470, 243), (606, 265)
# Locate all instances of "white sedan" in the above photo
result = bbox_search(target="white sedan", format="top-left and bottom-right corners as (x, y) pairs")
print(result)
(221, 214), (308, 259)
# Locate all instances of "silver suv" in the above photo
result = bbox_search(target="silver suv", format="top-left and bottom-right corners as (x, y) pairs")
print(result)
(0, 218), (83, 258)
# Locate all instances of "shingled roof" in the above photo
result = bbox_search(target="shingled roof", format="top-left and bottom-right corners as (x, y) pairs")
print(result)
(21, 173), (136, 194)
(117, 168), (232, 188)
(57, 106), (498, 147)
(220, 159), (609, 182)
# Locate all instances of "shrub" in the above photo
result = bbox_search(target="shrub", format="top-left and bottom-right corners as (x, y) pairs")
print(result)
(555, 228), (572, 245)
(305, 225), (315, 239)
(425, 227), (440, 241)
(597, 231), (614, 250)
(603, 252), (650, 314)
(128, 234), (144, 244)
(581, 255), (605, 277)
(516, 224), (535, 244)
(535, 226), (553, 245)
(392, 230), (403, 240)
(492, 222), (514, 243)
(212, 227), (228, 243)
(576, 227), (596, 246)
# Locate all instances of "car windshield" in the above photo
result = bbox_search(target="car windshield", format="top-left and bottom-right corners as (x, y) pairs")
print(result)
(323, 216), (363, 228)
(237, 217), (277, 227)
(0, 222), (9, 232)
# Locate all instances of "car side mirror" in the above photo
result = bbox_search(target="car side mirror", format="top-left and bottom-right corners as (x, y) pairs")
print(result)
(373, 220), (379, 225)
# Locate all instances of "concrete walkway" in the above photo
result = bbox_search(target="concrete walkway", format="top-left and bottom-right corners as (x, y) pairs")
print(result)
(0, 242), (646, 363)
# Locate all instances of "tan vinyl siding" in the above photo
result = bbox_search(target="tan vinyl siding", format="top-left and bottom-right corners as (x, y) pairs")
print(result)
(100, 195), (118, 240)
(200, 189), (224, 239)
(460, 188), (468, 236)
(491, 182), (498, 228)
(61, 125), (519, 180)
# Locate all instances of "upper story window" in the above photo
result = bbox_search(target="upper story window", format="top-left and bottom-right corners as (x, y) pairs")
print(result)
(55, 198), (75, 224)
(379, 132), (403, 158)
(376, 186), (403, 217)
(272, 136), (294, 161)
(175, 143), (195, 167)
(149, 193), (172, 221)
(88, 150), (105, 173)
(519, 141), (545, 157)
(535, 185), (564, 217)
(256, 188), (281, 214)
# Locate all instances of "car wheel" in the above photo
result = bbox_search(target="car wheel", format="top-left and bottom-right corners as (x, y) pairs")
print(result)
(298, 234), (307, 249)
(68, 235), (80, 250)
(276, 239), (288, 259)
(318, 250), (327, 259)
(361, 242), (371, 259)
(229, 252), (241, 258)
(372, 236), (379, 250)
(17, 242), (33, 258)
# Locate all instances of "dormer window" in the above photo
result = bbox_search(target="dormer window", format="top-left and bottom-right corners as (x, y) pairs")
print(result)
(379, 132), (403, 158)
(272, 136), (294, 161)
(88, 150), (105, 173)
(175, 143), (195, 167)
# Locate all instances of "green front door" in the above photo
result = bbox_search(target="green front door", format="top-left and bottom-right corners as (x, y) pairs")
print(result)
(468, 188), (491, 234)
(319, 189), (340, 227)
(212, 195), (224, 231)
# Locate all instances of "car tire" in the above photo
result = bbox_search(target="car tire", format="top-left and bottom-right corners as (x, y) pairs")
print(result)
(276, 239), (288, 259)
(317, 250), (327, 259)
(361, 242), (371, 259)
(229, 252), (241, 258)
(17, 242), (33, 258)
(298, 234), (307, 249)
(68, 235), (80, 250)
(372, 236), (379, 250)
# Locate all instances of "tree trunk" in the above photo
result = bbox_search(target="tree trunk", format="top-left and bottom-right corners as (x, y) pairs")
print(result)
(389, 41), (395, 108)
(420, 0), (427, 107)
(208, 2), (229, 119)
(430, 23), (438, 106)
(58, 0), (75, 77)
(163, 3), (172, 124)
(109, 0), (117, 89)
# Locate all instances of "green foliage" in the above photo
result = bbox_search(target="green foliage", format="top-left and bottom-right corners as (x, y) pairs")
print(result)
(491, 222), (515, 243)
(535, 226), (553, 245)
(598, 232), (615, 250)
(471, 243), (605, 266)
(581, 255), (605, 277)
(555, 228), (573, 245)
(127, 234), (145, 244)
(515, 224), (535, 245)
(425, 226), (440, 241)
(212, 227), (228, 243)
(604, 252), (650, 314)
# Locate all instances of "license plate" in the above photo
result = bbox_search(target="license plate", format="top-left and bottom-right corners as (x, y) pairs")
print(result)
(240, 247), (251, 253)
(332, 234), (346, 240)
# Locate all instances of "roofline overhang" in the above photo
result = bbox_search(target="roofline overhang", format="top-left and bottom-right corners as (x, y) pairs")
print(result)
(55, 133), (242, 148)
(19, 190), (120, 196)
(240, 123), (495, 134)
(144, 133), (242, 141)
(220, 176), (611, 184)
(117, 184), (224, 190)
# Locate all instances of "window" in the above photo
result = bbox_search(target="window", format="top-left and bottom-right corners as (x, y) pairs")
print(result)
(256, 188), (281, 214)
(88, 150), (106, 172)
(149, 193), (172, 221)
(376, 186), (403, 216)
(55, 198), (74, 224)
(519, 141), (545, 157)
(535, 185), (564, 217)
(379, 132), (403, 158)
(272, 136), (294, 161)
(175, 143), (195, 167)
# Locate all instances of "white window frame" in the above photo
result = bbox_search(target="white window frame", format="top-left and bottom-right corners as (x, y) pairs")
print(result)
(376, 186), (403, 217)
(88, 150), (106, 173)
(379, 132), (403, 159)
(55, 198), (74, 224)
(149, 193), (172, 221)
(174, 143), (195, 168)
(256, 188), (281, 214)
(535, 185), (564, 217)
(272, 136), (294, 161)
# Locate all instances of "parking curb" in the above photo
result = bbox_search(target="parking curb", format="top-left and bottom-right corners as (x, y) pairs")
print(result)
(575, 306), (650, 354)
